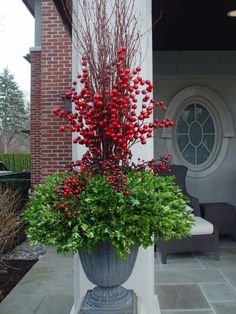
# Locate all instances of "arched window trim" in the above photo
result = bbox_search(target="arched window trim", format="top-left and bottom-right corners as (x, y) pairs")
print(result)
(173, 101), (219, 171)
(162, 86), (235, 177)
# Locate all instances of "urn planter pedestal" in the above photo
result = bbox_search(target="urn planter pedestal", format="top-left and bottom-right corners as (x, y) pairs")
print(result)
(78, 241), (139, 314)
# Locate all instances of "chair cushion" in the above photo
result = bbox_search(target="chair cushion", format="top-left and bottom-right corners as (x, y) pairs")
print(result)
(186, 204), (194, 213)
(191, 216), (214, 235)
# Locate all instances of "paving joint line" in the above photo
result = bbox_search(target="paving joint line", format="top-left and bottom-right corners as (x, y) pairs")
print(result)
(198, 283), (216, 314)
(218, 268), (236, 292)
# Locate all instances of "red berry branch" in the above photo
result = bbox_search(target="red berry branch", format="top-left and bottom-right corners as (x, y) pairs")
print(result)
(52, 47), (174, 218)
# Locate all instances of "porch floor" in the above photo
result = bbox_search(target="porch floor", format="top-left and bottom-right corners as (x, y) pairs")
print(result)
(0, 237), (236, 314)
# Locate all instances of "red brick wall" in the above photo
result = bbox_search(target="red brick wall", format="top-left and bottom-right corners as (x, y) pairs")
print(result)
(30, 50), (42, 187)
(30, 0), (72, 186)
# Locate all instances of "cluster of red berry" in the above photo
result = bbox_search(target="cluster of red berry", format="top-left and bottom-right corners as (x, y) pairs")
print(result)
(52, 47), (174, 218)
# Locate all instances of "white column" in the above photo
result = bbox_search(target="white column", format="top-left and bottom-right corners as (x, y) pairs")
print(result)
(70, 1), (160, 313)
(124, 2), (160, 312)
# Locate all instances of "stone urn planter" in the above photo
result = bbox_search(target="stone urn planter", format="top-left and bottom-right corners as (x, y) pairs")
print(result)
(79, 241), (139, 313)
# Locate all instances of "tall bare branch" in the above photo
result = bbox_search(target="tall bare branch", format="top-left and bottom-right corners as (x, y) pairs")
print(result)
(72, 0), (141, 92)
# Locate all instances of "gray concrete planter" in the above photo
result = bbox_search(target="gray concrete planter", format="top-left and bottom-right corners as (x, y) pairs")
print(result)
(79, 241), (139, 313)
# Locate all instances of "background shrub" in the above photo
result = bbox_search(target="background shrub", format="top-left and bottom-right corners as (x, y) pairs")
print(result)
(0, 153), (30, 171)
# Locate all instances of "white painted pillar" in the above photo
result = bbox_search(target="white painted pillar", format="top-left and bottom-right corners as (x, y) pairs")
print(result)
(123, 2), (160, 312)
(70, 1), (160, 313)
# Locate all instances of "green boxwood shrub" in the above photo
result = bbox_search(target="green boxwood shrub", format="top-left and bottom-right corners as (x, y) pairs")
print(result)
(23, 171), (194, 259)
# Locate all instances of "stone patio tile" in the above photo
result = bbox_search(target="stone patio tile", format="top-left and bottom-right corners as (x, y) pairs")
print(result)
(17, 275), (73, 295)
(154, 257), (162, 270)
(0, 293), (45, 314)
(19, 265), (50, 281)
(42, 246), (72, 257)
(155, 284), (211, 310)
(155, 268), (225, 284)
(36, 294), (74, 314)
(155, 261), (202, 271)
(20, 261), (73, 281)
(15, 259), (73, 296)
(198, 256), (236, 269)
(161, 311), (214, 314)
(16, 275), (43, 292)
(156, 252), (202, 270)
(37, 254), (73, 267)
(200, 283), (236, 301)
(220, 269), (236, 288)
(34, 278), (73, 296)
(211, 302), (236, 314)
(156, 251), (196, 260)
(196, 248), (236, 258)
(161, 260), (202, 270)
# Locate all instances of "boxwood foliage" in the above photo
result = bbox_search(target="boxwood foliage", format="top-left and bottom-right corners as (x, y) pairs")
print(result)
(23, 171), (194, 259)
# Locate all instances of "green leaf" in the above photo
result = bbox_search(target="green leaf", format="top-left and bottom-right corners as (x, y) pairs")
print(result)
(23, 171), (194, 259)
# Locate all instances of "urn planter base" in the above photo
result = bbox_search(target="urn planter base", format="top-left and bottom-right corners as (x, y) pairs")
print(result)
(79, 288), (137, 314)
(78, 242), (139, 314)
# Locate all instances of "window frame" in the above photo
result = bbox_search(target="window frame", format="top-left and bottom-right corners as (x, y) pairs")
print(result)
(175, 100), (220, 171)
(162, 86), (234, 177)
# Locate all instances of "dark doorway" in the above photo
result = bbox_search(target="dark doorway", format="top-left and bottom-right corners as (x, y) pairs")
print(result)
(153, 0), (236, 50)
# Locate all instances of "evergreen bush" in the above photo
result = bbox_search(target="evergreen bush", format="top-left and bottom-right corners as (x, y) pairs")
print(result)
(0, 153), (30, 171)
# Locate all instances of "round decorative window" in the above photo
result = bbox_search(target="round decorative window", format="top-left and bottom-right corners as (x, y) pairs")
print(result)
(176, 104), (216, 165)
(161, 86), (234, 177)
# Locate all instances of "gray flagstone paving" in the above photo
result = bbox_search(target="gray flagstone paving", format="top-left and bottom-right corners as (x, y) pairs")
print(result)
(0, 237), (236, 313)
(155, 284), (211, 310)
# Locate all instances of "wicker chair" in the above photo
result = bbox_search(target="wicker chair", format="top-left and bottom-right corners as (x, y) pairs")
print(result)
(155, 165), (220, 264)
